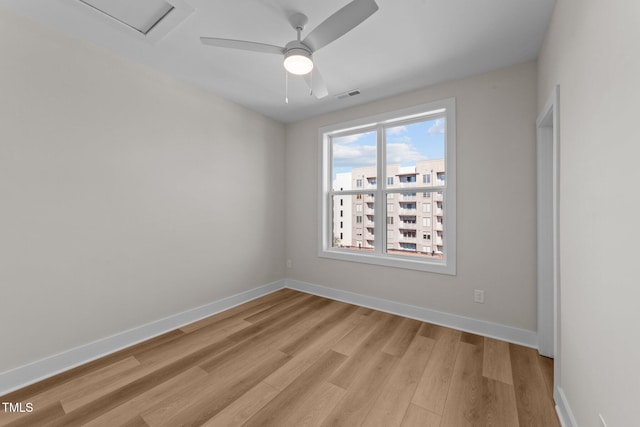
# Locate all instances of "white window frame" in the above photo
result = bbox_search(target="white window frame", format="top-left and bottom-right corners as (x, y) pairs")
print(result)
(318, 98), (457, 275)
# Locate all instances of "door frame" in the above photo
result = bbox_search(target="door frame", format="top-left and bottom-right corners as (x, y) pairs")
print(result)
(536, 85), (560, 385)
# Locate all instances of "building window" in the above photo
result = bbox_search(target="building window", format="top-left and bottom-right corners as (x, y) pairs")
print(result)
(319, 98), (456, 274)
(340, 199), (344, 206)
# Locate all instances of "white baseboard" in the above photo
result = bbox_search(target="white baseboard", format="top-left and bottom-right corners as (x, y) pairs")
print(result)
(0, 280), (285, 396)
(285, 278), (538, 348)
(555, 386), (578, 427)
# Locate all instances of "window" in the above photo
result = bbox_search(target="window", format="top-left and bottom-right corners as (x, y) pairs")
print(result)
(340, 210), (344, 217)
(319, 98), (456, 274)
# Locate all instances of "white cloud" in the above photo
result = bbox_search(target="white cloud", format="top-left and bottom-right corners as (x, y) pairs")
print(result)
(386, 142), (427, 164)
(333, 132), (370, 144)
(333, 144), (377, 168)
(386, 125), (407, 135)
(428, 118), (445, 135)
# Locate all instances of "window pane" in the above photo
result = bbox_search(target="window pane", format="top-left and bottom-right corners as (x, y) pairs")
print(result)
(385, 118), (445, 189)
(385, 191), (445, 259)
(331, 130), (377, 191)
(331, 194), (374, 251)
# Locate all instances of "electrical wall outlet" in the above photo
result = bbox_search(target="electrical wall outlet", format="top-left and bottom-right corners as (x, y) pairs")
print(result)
(474, 289), (485, 304)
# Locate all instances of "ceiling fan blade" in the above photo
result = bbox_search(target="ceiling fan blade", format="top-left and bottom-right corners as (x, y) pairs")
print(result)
(200, 37), (284, 55)
(303, 67), (329, 99)
(302, 0), (378, 52)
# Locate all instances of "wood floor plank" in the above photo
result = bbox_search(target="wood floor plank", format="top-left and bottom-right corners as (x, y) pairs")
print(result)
(150, 350), (291, 427)
(322, 351), (398, 427)
(483, 337), (514, 385)
(481, 377), (520, 427)
(202, 381), (279, 427)
(6, 356), (141, 418)
(509, 344), (560, 427)
(382, 317), (423, 357)
(263, 307), (368, 391)
(119, 415), (150, 427)
(134, 318), (250, 366)
(242, 350), (347, 427)
(262, 300), (351, 353)
(179, 288), (297, 333)
(2, 291), (559, 427)
(43, 338), (239, 427)
(439, 340), (484, 426)
(280, 302), (359, 356)
(225, 295), (329, 343)
(400, 404), (442, 427)
(274, 380), (345, 427)
(329, 313), (402, 389)
(331, 309), (387, 356)
(361, 335), (435, 427)
(82, 366), (208, 427)
(411, 326), (461, 415)
(241, 291), (312, 324)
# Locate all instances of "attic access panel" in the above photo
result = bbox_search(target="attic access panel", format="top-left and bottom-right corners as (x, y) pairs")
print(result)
(78, 0), (174, 35)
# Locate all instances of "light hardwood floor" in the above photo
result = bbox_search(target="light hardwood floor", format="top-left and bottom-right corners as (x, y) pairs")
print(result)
(0, 289), (560, 426)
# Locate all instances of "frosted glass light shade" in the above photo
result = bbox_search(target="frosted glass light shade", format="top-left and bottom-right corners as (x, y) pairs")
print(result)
(284, 49), (314, 75)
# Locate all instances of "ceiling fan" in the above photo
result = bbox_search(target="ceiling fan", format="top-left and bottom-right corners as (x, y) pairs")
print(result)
(200, 0), (379, 100)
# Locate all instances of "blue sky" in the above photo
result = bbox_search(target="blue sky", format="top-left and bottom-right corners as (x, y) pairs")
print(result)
(332, 118), (445, 178)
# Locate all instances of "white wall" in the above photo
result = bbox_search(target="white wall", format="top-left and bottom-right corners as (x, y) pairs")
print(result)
(285, 61), (538, 332)
(538, 1), (640, 426)
(0, 7), (285, 373)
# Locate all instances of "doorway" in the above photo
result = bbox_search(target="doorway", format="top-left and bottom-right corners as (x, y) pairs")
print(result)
(536, 85), (560, 395)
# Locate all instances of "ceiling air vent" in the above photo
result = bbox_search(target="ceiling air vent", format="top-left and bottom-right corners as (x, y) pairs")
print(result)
(335, 89), (361, 100)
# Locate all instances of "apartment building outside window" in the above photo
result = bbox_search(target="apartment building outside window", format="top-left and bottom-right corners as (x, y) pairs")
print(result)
(320, 99), (456, 274)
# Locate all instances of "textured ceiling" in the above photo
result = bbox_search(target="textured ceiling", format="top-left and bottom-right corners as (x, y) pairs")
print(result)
(0, 0), (556, 123)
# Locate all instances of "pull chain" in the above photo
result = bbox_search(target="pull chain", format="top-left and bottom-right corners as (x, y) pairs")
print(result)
(309, 69), (313, 96)
(285, 71), (289, 104)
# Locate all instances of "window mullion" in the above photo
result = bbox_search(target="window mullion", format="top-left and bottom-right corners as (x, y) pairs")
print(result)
(375, 124), (385, 255)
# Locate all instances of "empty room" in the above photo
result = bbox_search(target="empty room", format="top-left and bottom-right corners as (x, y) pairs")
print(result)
(0, 0), (638, 426)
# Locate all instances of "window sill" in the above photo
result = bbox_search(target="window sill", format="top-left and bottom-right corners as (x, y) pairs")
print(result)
(319, 248), (456, 275)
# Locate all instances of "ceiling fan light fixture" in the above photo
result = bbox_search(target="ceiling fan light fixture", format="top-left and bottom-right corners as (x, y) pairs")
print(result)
(284, 48), (314, 75)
